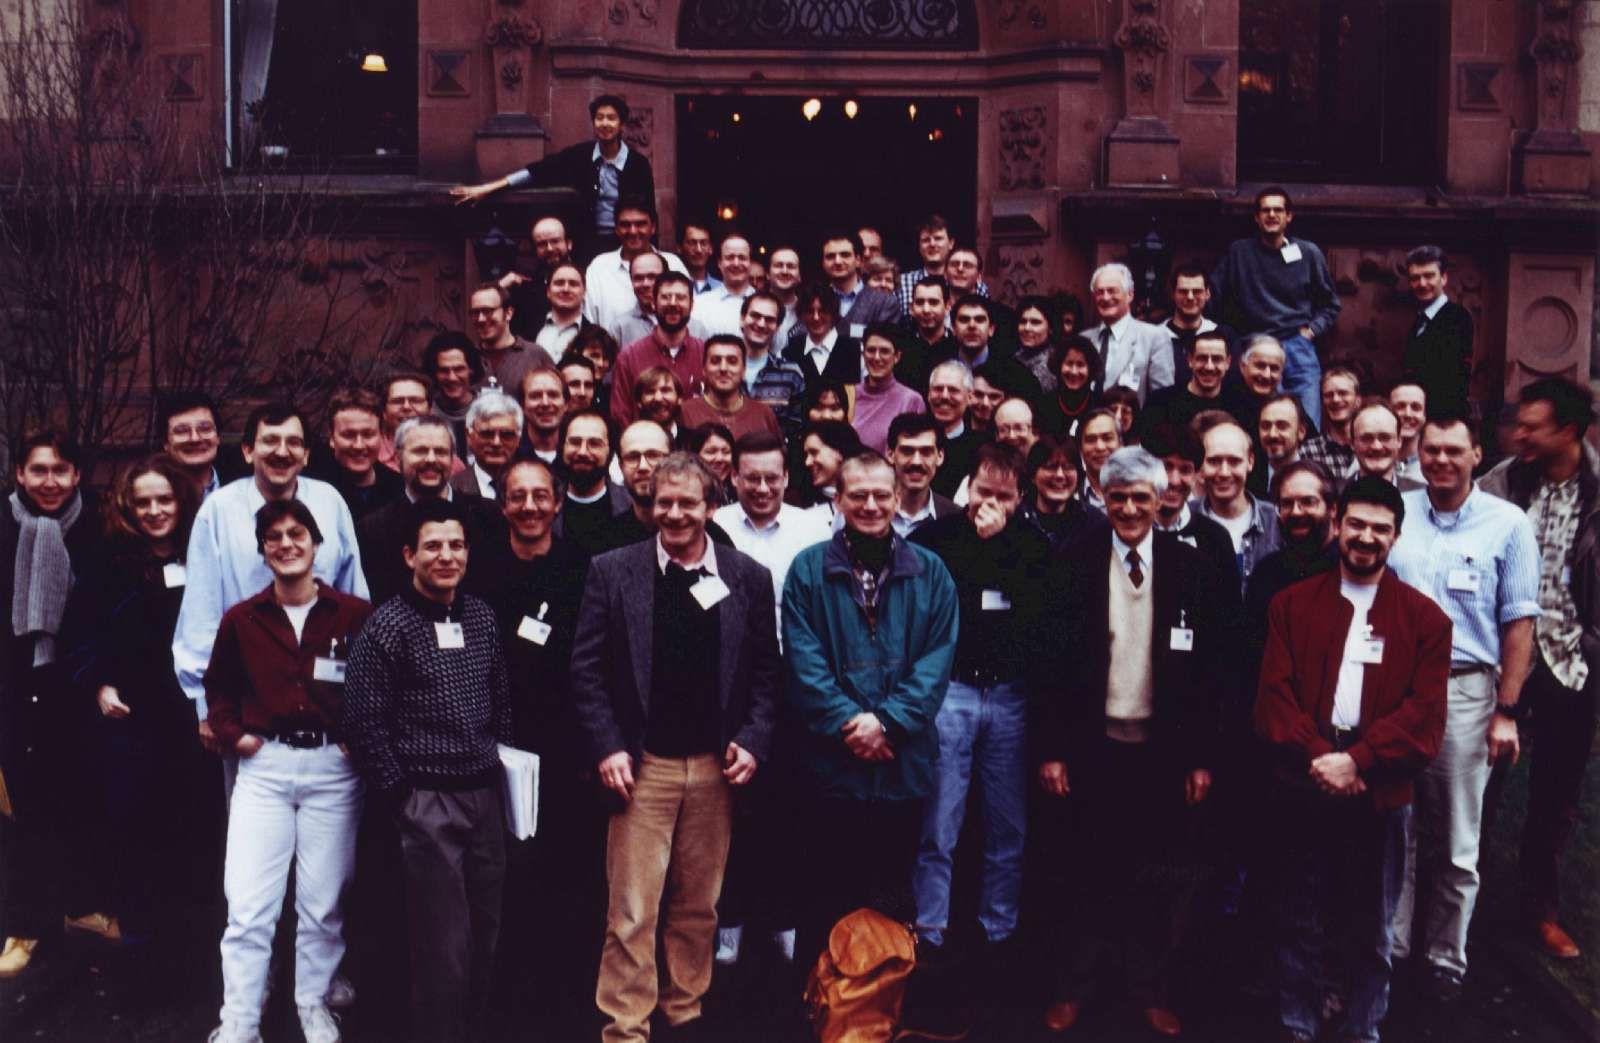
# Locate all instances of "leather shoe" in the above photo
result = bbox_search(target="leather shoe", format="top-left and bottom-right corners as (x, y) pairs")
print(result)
(0, 937), (38, 978)
(1142, 1006), (1181, 1037)
(1043, 1000), (1082, 1033)
(1536, 920), (1581, 960)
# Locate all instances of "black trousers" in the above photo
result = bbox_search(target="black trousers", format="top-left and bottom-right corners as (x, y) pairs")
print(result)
(1519, 656), (1598, 923)
(796, 796), (923, 973)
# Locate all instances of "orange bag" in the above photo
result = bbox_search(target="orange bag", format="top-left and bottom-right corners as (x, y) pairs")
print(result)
(804, 907), (918, 1043)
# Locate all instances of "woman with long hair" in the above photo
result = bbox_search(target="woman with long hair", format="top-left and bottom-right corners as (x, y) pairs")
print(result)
(1038, 336), (1103, 440)
(1013, 296), (1060, 395)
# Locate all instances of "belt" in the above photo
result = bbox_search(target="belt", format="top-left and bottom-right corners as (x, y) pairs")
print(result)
(251, 727), (339, 749)
(1450, 664), (1494, 677)
(1330, 726), (1361, 752)
(954, 665), (1018, 689)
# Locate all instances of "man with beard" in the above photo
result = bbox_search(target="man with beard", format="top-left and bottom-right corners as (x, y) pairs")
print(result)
(607, 420), (735, 549)
(467, 283), (556, 397)
(634, 368), (685, 443)
(500, 216), (574, 340)
(325, 387), (403, 520)
(554, 409), (631, 557)
(482, 457), (602, 1039)
(1195, 419), (1281, 595)
(1251, 393), (1309, 498)
(451, 390), (524, 499)
(520, 367), (569, 463)
(1143, 331), (1235, 432)
(888, 414), (961, 538)
(1351, 400), (1425, 491)
(1145, 422), (1240, 605)
(1256, 477), (1449, 1043)
(160, 391), (227, 499)
(1390, 382), (1427, 483)
(1300, 368), (1361, 483)
(611, 272), (702, 427)
(424, 332), (484, 462)
(1245, 462), (1340, 657)
(360, 416), (502, 606)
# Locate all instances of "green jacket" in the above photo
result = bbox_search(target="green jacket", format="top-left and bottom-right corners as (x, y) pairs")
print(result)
(781, 531), (959, 801)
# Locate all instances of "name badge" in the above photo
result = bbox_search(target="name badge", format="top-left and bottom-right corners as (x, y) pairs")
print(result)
(850, 322), (866, 339)
(1117, 371), (1141, 391)
(163, 562), (187, 588)
(1355, 637), (1386, 665)
(1170, 627), (1195, 652)
(1281, 242), (1303, 264)
(312, 657), (347, 683)
(517, 616), (552, 646)
(435, 621), (465, 649)
(981, 589), (1012, 611)
(690, 576), (731, 610)
(1447, 568), (1480, 593)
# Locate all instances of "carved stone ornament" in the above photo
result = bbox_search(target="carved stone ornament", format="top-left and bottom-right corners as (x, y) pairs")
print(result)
(499, 60), (523, 91)
(998, 106), (1047, 191)
(609, 0), (660, 26)
(1114, 12), (1172, 58)
(995, 244), (1046, 305)
(485, 15), (543, 50)
(624, 106), (654, 154)
(998, 1), (1045, 30)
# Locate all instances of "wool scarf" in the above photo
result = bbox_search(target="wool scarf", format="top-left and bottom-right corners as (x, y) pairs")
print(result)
(10, 490), (82, 667)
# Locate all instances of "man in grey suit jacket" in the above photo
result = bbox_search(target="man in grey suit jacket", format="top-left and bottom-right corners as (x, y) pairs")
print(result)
(571, 452), (782, 1043)
(821, 229), (903, 338)
(1081, 263), (1176, 405)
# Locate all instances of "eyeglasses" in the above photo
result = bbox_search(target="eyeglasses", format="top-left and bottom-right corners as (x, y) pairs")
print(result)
(474, 428), (520, 443)
(170, 423), (216, 439)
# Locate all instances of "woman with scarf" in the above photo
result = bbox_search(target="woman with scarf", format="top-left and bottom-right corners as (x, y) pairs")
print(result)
(62, 454), (209, 983)
(0, 431), (104, 978)
(1037, 335), (1103, 440)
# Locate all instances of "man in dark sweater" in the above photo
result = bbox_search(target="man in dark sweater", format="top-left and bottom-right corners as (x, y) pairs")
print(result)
(342, 498), (513, 1043)
(553, 408), (630, 557)
(571, 453), (781, 1043)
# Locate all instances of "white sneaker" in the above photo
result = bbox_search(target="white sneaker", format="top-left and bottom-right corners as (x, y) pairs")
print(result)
(298, 1004), (342, 1043)
(325, 974), (357, 1010)
(715, 925), (743, 965)
(773, 928), (797, 963)
(206, 1023), (263, 1043)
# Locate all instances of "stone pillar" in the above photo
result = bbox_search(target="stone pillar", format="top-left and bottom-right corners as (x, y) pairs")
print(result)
(474, 4), (547, 179)
(1105, 0), (1180, 187)
(1516, 0), (1593, 195)
(1504, 253), (1596, 401)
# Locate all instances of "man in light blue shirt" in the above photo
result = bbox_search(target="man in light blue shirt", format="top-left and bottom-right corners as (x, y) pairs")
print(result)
(1385, 415), (1539, 1000)
(174, 403), (368, 733)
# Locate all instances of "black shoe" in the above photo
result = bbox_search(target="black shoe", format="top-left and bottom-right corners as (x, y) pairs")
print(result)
(1425, 963), (1464, 1005)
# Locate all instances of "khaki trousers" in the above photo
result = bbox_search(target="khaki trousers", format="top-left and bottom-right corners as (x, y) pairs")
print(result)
(597, 752), (732, 1043)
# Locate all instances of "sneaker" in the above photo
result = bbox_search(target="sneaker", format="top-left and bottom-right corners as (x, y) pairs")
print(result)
(63, 912), (121, 942)
(715, 925), (743, 966)
(772, 928), (796, 963)
(0, 937), (38, 979)
(1425, 964), (1464, 1005)
(325, 973), (357, 1009)
(206, 1024), (263, 1043)
(298, 1003), (342, 1043)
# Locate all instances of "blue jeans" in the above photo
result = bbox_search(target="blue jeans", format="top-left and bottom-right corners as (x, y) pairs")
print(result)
(1280, 334), (1323, 430)
(1274, 790), (1409, 1043)
(912, 680), (1027, 947)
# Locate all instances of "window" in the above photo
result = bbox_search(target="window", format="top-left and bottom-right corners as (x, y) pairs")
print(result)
(1238, 0), (1441, 184)
(232, 0), (417, 170)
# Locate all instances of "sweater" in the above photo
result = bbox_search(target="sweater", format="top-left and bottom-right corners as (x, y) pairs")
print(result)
(1210, 236), (1341, 340)
(851, 379), (927, 454)
(1105, 547), (1155, 723)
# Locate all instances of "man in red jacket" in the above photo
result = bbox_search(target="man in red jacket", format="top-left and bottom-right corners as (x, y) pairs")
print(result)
(1255, 475), (1451, 1043)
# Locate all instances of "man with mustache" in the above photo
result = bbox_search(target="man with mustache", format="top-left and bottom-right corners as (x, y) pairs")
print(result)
(553, 408), (630, 557)
(1256, 476), (1450, 1043)
(1251, 393), (1309, 498)
(324, 387), (403, 520)
(888, 414), (961, 538)
(611, 272), (703, 428)
(359, 416), (502, 606)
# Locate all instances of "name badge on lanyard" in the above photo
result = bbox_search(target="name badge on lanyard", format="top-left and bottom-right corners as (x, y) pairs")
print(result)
(1355, 626), (1385, 665)
(163, 562), (187, 588)
(1169, 609), (1194, 652)
(435, 621), (465, 650)
(313, 639), (346, 683)
(518, 602), (553, 646)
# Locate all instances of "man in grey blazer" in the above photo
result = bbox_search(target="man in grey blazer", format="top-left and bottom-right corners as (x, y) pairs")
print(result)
(1081, 263), (1176, 405)
(571, 452), (782, 1043)
(821, 229), (903, 338)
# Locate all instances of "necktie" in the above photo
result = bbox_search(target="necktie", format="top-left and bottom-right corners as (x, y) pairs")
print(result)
(1099, 326), (1112, 365)
(1413, 313), (1428, 337)
(1126, 548), (1144, 589)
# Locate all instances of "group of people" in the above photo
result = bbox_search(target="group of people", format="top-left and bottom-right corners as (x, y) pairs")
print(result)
(0, 94), (1593, 1043)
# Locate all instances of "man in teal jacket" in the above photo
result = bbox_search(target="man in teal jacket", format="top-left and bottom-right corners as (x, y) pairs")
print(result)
(782, 450), (959, 968)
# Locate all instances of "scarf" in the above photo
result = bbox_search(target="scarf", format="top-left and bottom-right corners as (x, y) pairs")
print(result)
(10, 490), (82, 667)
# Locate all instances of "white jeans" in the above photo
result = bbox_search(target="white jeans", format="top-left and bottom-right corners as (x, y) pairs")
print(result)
(218, 741), (362, 1030)
(1391, 668), (1495, 975)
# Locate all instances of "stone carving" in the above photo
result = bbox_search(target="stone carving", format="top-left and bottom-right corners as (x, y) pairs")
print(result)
(1183, 56), (1227, 104)
(427, 50), (470, 98)
(624, 106), (654, 154)
(998, 106), (1046, 191)
(998, 1), (1045, 30)
(485, 15), (543, 50)
(610, 0), (660, 26)
(499, 60), (523, 91)
(161, 53), (203, 101)
(1114, 0), (1171, 119)
(1457, 62), (1501, 112)
(994, 244), (1046, 305)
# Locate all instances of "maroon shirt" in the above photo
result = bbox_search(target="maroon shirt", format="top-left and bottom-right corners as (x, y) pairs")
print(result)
(611, 329), (705, 428)
(204, 581), (372, 750)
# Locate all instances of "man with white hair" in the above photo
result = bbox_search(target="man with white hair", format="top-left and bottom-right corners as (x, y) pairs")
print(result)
(1035, 446), (1224, 1038)
(1080, 263), (1175, 405)
(450, 389), (525, 500)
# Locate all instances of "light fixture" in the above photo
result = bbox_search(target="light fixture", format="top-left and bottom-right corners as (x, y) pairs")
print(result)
(907, 103), (918, 120)
(843, 99), (859, 119)
(731, 112), (742, 123)
(802, 97), (822, 121)
(360, 52), (389, 73)
(717, 204), (737, 221)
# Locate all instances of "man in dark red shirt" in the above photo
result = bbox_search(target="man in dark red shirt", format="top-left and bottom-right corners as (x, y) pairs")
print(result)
(204, 499), (371, 1043)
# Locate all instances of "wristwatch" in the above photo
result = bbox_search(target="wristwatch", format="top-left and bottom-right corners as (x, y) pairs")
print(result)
(1494, 701), (1528, 722)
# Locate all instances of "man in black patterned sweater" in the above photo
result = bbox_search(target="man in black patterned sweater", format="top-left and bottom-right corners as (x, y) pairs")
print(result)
(341, 498), (512, 1043)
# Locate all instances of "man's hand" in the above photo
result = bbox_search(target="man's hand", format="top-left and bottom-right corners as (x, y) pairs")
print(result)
(971, 500), (1007, 539)
(1309, 752), (1361, 795)
(197, 719), (221, 754)
(497, 271), (530, 290)
(598, 751), (636, 801)
(235, 734), (264, 758)
(723, 742), (758, 785)
(1185, 768), (1212, 806)
(450, 183), (496, 207)
(842, 713), (893, 761)
(1487, 715), (1520, 765)
(1038, 761), (1069, 797)
(1299, 325), (1314, 340)
(97, 686), (131, 719)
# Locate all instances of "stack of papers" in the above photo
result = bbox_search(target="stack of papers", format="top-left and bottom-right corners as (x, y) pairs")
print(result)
(497, 744), (540, 840)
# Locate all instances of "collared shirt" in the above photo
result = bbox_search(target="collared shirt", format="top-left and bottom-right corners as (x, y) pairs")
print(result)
(1193, 493), (1281, 591)
(591, 140), (629, 234)
(806, 328), (840, 374)
(1397, 453), (1422, 482)
(1417, 293), (1449, 329)
(582, 247), (689, 333)
(610, 329), (707, 426)
(893, 495), (940, 539)
(534, 312), (584, 357)
(1300, 434), (1358, 482)
(470, 461), (497, 499)
(834, 280), (861, 318)
(897, 267), (990, 314)
(174, 476), (368, 705)
(1156, 503), (1193, 534)
(691, 272), (723, 296)
(1527, 475), (1587, 688)
(202, 467), (221, 500)
(713, 502), (830, 641)
(609, 303), (657, 348)
(690, 283), (754, 340)
(655, 534), (720, 576)
(1111, 530), (1155, 579)
(1388, 486), (1542, 667)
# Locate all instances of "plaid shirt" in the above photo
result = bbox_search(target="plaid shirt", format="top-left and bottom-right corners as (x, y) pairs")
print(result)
(1529, 475), (1588, 688)
(897, 268), (990, 315)
(1299, 435), (1357, 484)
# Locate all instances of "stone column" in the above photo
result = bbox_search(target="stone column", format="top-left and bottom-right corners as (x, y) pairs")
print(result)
(474, 3), (547, 178)
(1516, 0), (1593, 195)
(1105, 0), (1180, 187)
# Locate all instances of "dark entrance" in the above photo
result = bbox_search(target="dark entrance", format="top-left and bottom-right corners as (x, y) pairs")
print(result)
(675, 94), (978, 268)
